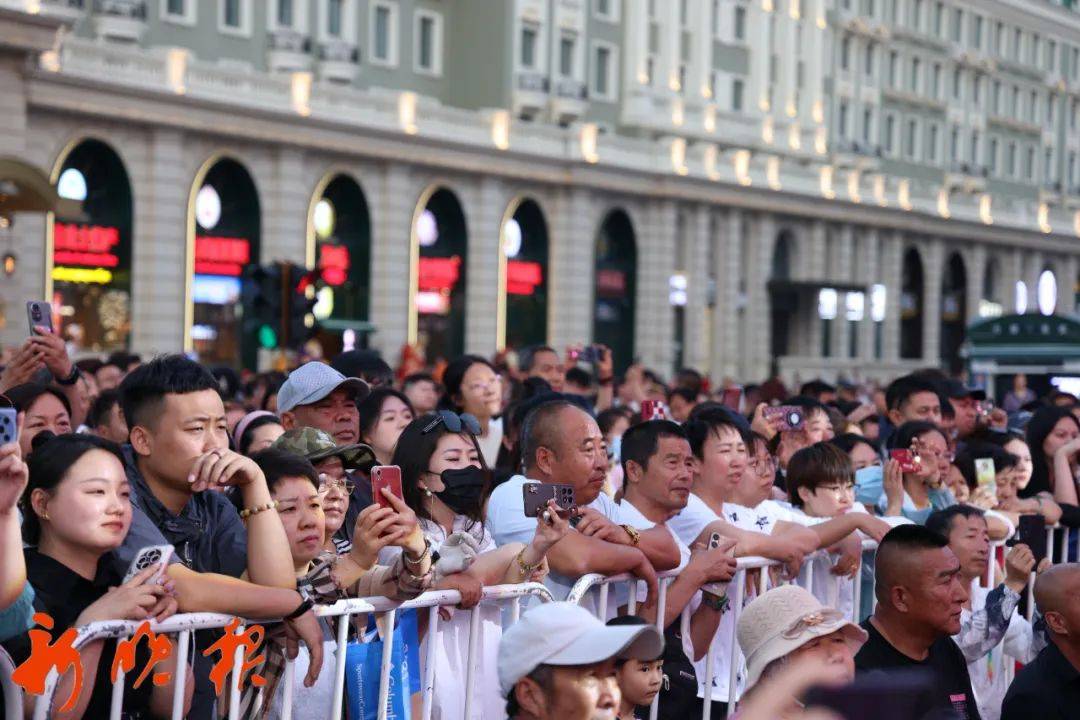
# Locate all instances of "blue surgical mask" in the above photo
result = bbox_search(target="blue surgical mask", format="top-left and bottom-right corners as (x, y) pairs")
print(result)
(854, 465), (884, 506)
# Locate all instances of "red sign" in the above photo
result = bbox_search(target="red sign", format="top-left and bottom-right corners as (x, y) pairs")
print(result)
(319, 244), (350, 286)
(418, 255), (462, 291)
(507, 260), (543, 296)
(53, 223), (120, 268)
(195, 236), (250, 276)
(596, 269), (627, 297)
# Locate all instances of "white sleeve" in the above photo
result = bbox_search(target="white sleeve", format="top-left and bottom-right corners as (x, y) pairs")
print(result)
(667, 495), (717, 546)
(1002, 611), (1038, 663)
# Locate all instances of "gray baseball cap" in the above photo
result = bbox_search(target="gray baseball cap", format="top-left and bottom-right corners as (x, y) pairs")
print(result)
(277, 362), (369, 413)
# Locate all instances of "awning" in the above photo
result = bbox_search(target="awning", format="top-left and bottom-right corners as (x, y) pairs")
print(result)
(0, 157), (84, 219)
(963, 314), (1080, 364)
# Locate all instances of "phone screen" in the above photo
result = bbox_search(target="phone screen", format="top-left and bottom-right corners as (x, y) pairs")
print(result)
(1017, 514), (1048, 564)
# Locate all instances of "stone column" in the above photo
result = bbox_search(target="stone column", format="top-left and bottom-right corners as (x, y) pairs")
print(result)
(713, 208), (743, 381)
(743, 213), (776, 382)
(684, 204), (711, 372)
(857, 227), (880, 362)
(1005, 248), (1024, 314)
(833, 223), (855, 360)
(964, 243), (987, 324)
(881, 231), (903, 362)
(368, 164), (413, 359)
(1026, 251), (1044, 313)
(261, 147), (307, 266)
(548, 186), (593, 350)
(1059, 255), (1077, 316)
(464, 176), (501, 355)
(921, 238), (944, 364)
(634, 199), (677, 376)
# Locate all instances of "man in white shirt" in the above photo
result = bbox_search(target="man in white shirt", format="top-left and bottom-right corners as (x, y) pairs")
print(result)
(927, 505), (1046, 720)
(486, 399), (680, 608)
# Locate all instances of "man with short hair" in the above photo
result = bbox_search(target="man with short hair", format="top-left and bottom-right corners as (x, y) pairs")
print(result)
(855, 524), (980, 719)
(85, 388), (129, 444)
(402, 372), (440, 415)
(883, 375), (944, 445)
(563, 366), (593, 398)
(522, 345), (565, 392)
(927, 505), (1043, 720)
(799, 379), (837, 405)
(1001, 563), (1080, 719)
(94, 359), (124, 391)
(500, 601), (663, 720)
(941, 379), (986, 442)
(486, 400), (680, 612)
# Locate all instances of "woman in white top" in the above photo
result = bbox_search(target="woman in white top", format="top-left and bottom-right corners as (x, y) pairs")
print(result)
(438, 355), (504, 467)
(386, 411), (569, 720)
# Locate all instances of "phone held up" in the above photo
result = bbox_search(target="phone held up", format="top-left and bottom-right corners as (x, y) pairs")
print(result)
(522, 482), (576, 519)
(26, 300), (54, 335)
(1016, 514), (1048, 564)
(371, 465), (405, 510)
(763, 405), (805, 432)
(889, 449), (921, 474)
(0, 407), (16, 446)
(123, 544), (174, 585)
(640, 400), (669, 421)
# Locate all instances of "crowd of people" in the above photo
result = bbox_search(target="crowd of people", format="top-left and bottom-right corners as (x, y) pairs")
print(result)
(1, 328), (1078, 720)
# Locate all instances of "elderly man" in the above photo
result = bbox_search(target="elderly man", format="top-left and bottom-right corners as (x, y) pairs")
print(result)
(278, 362), (369, 445)
(500, 602), (663, 720)
(1001, 563), (1080, 719)
(855, 524), (980, 719)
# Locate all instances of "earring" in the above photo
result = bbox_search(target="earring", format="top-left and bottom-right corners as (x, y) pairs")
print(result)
(42, 511), (49, 521)
(421, 486), (433, 498)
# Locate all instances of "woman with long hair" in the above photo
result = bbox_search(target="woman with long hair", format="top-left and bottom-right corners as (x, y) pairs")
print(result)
(1023, 406), (1080, 525)
(438, 355), (505, 467)
(5, 433), (190, 719)
(387, 411), (569, 720)
(881, 421), (956, 523)
(357, 387), (415, 466)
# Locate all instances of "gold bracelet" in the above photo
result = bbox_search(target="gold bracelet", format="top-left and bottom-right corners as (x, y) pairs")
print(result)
(516, 548), (542, 575)
(239, 500), (279, 519)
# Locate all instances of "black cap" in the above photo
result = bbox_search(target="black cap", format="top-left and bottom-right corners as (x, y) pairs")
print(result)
(942, 379), (987, 401)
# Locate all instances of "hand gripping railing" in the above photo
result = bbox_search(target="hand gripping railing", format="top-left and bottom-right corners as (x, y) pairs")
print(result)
(25, 582), (553, 720)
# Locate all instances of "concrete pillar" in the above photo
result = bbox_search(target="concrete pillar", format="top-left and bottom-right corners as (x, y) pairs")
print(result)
(684, 204), (711, 372)
(743, 213), (776, 382)
(1059, 255), (1078, 316)
(464, 176), (501, 355)
(747, 0), (771, 118)
(834, 224), (855, 359)
(548, 186), (593, 350)
(1026, 251), (1044, 313)
(921, 238), (944, 364)
(714, 209), (743, 381)
(262, 147), (307, 266)
(964, 243), (987, 324)
(1005, 249), (1024, 314)
(368, 164), (413, 359)
(882, 231), (903, 362)
(130, 128), (187, 356)
(858, 227), (880, 362)
(634, 199), (677, 376)
(806, 222), (826, 357)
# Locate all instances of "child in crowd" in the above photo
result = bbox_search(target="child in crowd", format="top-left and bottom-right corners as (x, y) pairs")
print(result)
(608, 615), (665, 720)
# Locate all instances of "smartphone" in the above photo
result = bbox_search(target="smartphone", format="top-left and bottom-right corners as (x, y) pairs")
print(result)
(764, 405), (805, 432)
(889, 449), (920, 474)
(977, 400), (994, 418)
(523, 482), (576, 518)
(703, 532), (733, 595)
(1018, 514), (1048, 564)
(578, 345), (602, 364)
(640, 400), (668, 421)
(26, 300), (53, 335)
(804, 668), (939, 720)
(0, 407), (15, 446)
(975, 457), (996, 494)
(721, 386), (743, 412)
(122, 544), (173, 585)
(371, 465), (404, 510)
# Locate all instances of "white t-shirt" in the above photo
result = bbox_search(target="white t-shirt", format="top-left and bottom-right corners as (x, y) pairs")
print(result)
(475, 416), (504, 469)
(963, 582), (1039, 720)
(486, 474), (622, 606)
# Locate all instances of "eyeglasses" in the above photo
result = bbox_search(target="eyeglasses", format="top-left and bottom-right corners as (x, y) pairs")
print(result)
(422, 410), (482, 436)
(317, 474), (355, 495)
(748, 458), (776, 477)
(817, 483), (856, 497)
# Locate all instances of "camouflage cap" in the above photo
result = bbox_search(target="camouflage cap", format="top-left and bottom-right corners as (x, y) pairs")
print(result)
(272, 426), (374, 469)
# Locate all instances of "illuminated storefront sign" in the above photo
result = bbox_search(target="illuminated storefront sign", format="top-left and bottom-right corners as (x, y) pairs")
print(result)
(418, 256), (462, 292)
(319, 244), (350, 286)
(506, 260), (542, 296)
(195, 236), (250, 276)
(53, 223), (121, 270)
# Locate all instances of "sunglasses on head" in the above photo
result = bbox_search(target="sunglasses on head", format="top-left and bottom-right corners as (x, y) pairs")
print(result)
(422, 410), (482, 436)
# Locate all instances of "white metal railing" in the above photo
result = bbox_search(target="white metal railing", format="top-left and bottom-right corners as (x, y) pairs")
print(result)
(25, 582), (553, 720)
(986, 524), (1076, 620)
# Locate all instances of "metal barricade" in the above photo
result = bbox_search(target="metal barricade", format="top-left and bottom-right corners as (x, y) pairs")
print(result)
(24, 582), (553, 720)
(1, 644), (23, 720)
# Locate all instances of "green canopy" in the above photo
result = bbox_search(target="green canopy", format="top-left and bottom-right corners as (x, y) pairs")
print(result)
(964, 314), (1080, 362)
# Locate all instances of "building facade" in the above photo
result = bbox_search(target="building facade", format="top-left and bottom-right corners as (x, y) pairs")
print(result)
(2, 0), (1080, 384)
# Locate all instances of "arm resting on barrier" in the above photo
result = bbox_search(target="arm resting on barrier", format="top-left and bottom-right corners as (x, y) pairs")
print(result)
(167, 565), (303, 616)
(636, 526), (681, 572)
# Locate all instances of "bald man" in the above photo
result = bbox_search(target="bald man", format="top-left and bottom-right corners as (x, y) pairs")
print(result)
(855, 524), (981, 719)
(1001, 563), (1080, 719)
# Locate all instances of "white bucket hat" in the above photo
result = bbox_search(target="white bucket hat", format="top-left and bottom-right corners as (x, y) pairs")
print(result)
(736, 585), (868, 688)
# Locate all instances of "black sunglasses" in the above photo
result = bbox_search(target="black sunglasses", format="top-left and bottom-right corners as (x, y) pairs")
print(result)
(422, 410), (482, 436)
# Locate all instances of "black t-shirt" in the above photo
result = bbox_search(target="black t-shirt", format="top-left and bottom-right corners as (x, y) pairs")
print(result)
(854, 619), (981, 720)
(3, 549), (154, 719)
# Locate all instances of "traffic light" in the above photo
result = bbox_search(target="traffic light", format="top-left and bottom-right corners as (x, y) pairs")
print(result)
(241, 263), (283, 349)
(285, 263), (319, 349)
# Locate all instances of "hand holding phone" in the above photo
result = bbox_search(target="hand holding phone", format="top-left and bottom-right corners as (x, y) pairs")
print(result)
(123, 545), (174, 585)
(523, 482), (576, 518)
(371, 465), (405, 510)
(0, 408), (16, 446)
(640, 400), (669, 421)
(25, 301), (54, 336)
(975, 457), (997, 494)
(1017, 514), (1048, 565)
(889, 449), (920, 474)
(764, 405), (805, 432)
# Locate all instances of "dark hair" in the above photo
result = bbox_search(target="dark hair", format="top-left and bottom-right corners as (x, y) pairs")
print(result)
(667, 387), (697, 405)
(521, 399), (582, 472)
(606, 615), (664, 665)
(620, 420), (687, 477)
(247, 371), (287, 411)
(251, 448), (319, 494)
(212, 366), (242, 400)
(237, 414), (284, 456)
(505, 665), (555, 718)
(889, 420), (945, 452)
(799, 380), (836, 399)
(75, 358), (104, 376)
(787, 442), (854, 507)
(1024, 405), (1080, 497)
(23, 432), (125, 544)
(402, 373), (439, 392)
(597, 408), (633, 438)
(684, 406), (749, 460)
(564, 366), (592, 389)
(885, 375), (943, 413)
(926, 505), (986, 540)
(953, 444), (1018, 491)
(874, 524), (951, 603)
(830, 432), (879, 457)
(783, 395), (830, 419)
(86, 389), (122, 430)
(674, 368), (704, 396)
(440, 355), (497, 412)
(119, 354), (219, 430)
(520, 345), (558, 373)
(6, 383), (72, 419)
(330, 349), (394, 388)
(357, 387), (414, 440)
(940, 399), (955, 420)
(107, 351), (140, 372)
(392, 414), (487, 526)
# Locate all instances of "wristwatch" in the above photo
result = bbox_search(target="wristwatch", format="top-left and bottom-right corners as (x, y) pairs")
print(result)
(701, 591), (730, 613)
(55, 365), (81, 386)
(621, 524), (641, 546)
